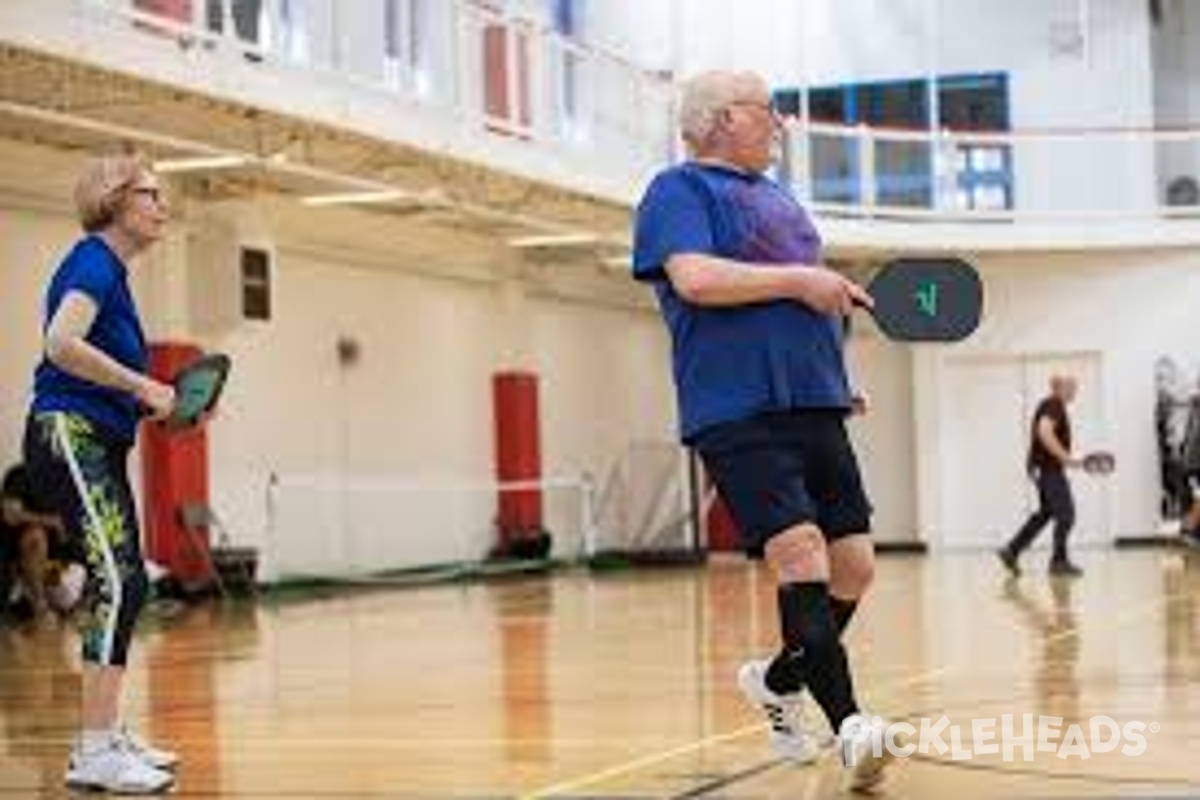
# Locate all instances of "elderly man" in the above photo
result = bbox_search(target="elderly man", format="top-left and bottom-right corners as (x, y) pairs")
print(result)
(999, 375), (1085, 577)
(631, 70), (890, 790)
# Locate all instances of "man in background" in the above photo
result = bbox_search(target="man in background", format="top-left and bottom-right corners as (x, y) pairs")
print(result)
(999, 375), (1085, 577)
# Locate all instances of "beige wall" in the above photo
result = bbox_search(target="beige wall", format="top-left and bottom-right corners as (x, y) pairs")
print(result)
(0, 146), (677, 579)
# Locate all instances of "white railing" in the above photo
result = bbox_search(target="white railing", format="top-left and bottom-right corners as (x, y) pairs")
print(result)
(782, 119), (1200, 223)
(76, 0), (675, 196)
(24, 2), (1200, 226)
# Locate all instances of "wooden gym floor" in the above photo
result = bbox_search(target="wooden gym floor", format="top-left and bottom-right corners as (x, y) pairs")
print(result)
(1, 548), (1197, 798)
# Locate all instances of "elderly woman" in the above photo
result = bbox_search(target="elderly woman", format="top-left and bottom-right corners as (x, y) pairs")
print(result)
(23, 150), (179, 794)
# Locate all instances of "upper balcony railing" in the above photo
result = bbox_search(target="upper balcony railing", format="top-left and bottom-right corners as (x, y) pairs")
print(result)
(13, 2), (1200, 235)
(70, 0), (676, 201)
(781, 119), (1200, 224)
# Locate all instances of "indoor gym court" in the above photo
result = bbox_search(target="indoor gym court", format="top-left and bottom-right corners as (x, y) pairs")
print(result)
(3, 0), (1200, 798)
(1, 551), (1197, 797)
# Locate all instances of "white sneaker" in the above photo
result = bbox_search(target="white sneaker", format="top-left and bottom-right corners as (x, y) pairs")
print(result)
(117, 725), (181, 771)
(838, 715), (897, 795)
(737, 659), (820, 763)
(65, 737), (175, 794)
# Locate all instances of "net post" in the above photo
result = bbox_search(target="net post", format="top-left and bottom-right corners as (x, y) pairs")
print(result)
(263, 470), (279, 584)
(580, 470), (598, 561)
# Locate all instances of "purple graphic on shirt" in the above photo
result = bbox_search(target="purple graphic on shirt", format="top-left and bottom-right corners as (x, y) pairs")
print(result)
(729, 180), (822, 265)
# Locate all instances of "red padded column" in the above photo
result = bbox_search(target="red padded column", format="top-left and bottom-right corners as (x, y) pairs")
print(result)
(141, 341), (211, 590)
(492, 371), (543, 551)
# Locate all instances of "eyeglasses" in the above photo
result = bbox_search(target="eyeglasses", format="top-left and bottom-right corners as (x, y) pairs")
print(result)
(726, 99), (782, 126)
(728, 99), (773, 113)
(129, 185), (166, 205)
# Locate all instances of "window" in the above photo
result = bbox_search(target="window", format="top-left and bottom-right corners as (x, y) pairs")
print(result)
(384, 0), (430, 94)
(551, 0), (581, 37)
(550, 0), (586, 139)
(937, 74), (1012, 210)
(938, 74), (1009, 131)
(275, 0), (309, 62)
(772, 89), (801, 119)
(864, 80), (927, 129)
(808, 87), (845, 123)
(796, 72), (1010, 209)
(206, 0), (263, 46)
(240, 247), (272, 322)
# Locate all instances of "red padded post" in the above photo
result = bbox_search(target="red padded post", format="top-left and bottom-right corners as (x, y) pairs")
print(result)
(492, 371), (543, 550)
(141, 341), (212, 590)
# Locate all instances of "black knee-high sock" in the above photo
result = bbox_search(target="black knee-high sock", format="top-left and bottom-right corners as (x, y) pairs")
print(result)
(831, 596), (858, 634)
(765, 594), (858, 694)
(763, 583), (859, 731)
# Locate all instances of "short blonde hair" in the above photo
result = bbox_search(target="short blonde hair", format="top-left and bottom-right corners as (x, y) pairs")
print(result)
(73, 150), (151, 233)
(678, 71), (767, 151)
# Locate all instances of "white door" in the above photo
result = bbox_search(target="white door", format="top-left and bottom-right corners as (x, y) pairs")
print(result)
(940, 358), (1029, 549)
(938, 353), (1111, 550)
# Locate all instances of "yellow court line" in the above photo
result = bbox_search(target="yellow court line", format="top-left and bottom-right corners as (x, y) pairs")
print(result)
(519, 581), (1181, 799)
(516, 723), (764, 800)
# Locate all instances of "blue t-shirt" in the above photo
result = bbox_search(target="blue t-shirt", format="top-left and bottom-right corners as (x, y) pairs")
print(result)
(632, 162), (851, 442)
(32, 236), (148, 443)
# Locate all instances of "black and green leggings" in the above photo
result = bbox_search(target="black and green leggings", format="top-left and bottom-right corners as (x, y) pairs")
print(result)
(24, 412), (148, 666)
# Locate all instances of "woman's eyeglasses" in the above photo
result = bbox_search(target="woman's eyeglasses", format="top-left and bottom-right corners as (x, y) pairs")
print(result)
(129, 186), (166, 206)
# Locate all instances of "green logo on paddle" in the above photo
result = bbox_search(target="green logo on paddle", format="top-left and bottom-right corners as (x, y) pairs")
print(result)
(915, 281), (939, 318)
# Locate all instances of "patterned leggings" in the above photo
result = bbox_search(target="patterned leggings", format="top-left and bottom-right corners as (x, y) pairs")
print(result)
(24, 412), (148, 666)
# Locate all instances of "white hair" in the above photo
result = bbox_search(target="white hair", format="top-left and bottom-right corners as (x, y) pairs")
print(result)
(677, 71), (766, 152)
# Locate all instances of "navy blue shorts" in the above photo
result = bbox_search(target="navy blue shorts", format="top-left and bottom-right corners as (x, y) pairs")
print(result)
(694, 409), (873, 557)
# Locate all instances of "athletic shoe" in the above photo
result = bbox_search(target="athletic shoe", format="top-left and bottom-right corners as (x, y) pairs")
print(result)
(116, 725), (180, 771)
(839, 714), (898, 795)
(737, 659), (820, 763)
(65, 736), (174, 794)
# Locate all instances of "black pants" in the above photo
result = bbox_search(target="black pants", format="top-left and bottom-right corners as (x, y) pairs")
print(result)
(24, 413), (147, 666)
(1006, 468), (1075, 563)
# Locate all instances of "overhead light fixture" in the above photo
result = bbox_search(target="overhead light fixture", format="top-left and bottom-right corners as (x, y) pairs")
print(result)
(153, 154), (250, 173)
(300, 189), (408, 207)
(508, 232), (600, 248)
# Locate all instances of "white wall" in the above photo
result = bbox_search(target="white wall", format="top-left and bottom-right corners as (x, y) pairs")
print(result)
(0, 206), (77, 468)
(914, 249), (1200, 549)
(200, 246), (677, 579)
(846, 335), (918, 544)
(0, 145), (677, 581)
(532, 297), (674, 477)
(207, 249), (505, 578)
(582, 0), (679, 73)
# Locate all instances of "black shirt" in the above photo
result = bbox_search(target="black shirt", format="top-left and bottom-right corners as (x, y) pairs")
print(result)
(1027, 396), (1071, 473)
